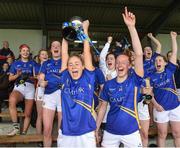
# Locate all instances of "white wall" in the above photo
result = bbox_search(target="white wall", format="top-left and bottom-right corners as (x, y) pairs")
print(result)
(0, 29), (43, 58)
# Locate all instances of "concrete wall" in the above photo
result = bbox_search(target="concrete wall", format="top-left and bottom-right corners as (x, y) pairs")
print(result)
(0, 29), (179, 59)
(0, 29), (43, 58)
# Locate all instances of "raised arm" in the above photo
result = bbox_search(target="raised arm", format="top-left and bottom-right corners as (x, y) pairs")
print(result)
(147, 33), (162, 54)
(60, 38), (69, 72)
(99, 36), (113, 70)
(122, 7), (143, 77)
(83, 20), (94, 71)
(170, 31), (178, 65)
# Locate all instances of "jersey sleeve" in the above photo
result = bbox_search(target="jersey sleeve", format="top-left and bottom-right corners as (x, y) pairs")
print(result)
(131, 69), (144, 87)
(60, 70), (69, 85)
(166, 62), (177, 74)
(100, 82), (109, 102)
(99, 42), (110, 75)
(9, 61), (17, 75)
(34, 63), (40, 75)
(40, 60), (48, 74)
(152, 52), (160, 60)
(96, 68), (105, 85)
(84, 69), (96, 86)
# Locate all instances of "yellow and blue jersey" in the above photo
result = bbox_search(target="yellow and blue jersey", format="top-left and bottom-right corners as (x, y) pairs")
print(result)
(40, 59), (62, 94)
(143, 52), (159, 78)
(150, 62), (179, 110)
(100, 70), (143, 135)
(9, 60), (36, 84)
(60, 69), (96, 136)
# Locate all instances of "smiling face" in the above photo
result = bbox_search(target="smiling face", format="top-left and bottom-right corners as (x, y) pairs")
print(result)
(51, 41), (61, 59)
(155, 56), (167, 72)
(20, 46), (30, 60)
(116, 54), (131, 79)
(68, 56), (84, 80)
(39, 50), (48, 63)
(106, 53), (116, 70)
(144, 46), (153, 59)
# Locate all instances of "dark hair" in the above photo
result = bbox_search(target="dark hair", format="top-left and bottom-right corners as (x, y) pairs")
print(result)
(143, 46), (153, 52)
(166, 50), (172, 59)
(156, 54), (168, 63)
(105, 52), (116, 61)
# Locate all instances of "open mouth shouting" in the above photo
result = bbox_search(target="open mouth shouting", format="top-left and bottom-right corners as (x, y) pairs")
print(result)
(70, 69), (82, 80)
(53, 49), (59, 54)
(156, 64), (162, 71)
(117, 67), (125, 75)
(108, 62), (112, 67)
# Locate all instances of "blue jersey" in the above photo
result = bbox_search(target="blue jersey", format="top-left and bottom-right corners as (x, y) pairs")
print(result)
(143, 52), (159, 78)
(34, 63), (43, 75)
(10, 60), (36, 84)
(94, 68), (105, 108)
(100, 71), (143, 135)
(150, 62), (179, 110)
(60, 69), (96, 136)
(40, 59), (62, 94)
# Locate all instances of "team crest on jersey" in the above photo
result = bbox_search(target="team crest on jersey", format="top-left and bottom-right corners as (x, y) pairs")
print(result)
(17, 65), (21, 68)
(118, 86), (123, 91)
(47, 63), (51, 67)
(78, 87), (84, 93)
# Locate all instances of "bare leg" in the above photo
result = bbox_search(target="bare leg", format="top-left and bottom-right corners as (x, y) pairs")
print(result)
(57, 111), (62, 130)
(23, 99), (34, 133)
(139, 119), (150, 147)
(9, 91), (23, 122)
(156, 122), (168, 147)
(36, 101), (43, 134)
(43, 108), (55, 147)
(170, 121), (180, 147)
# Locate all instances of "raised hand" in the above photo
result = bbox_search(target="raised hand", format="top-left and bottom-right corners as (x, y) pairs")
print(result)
(122, 7), (136, 27)
(82, 20), (89, 33)
(147, 33), (153, 38)
(170, 31), (178, 64)
(17, 69), (22, 77)
(107, 36), (113, 44)
(170, 31), (177, 39)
